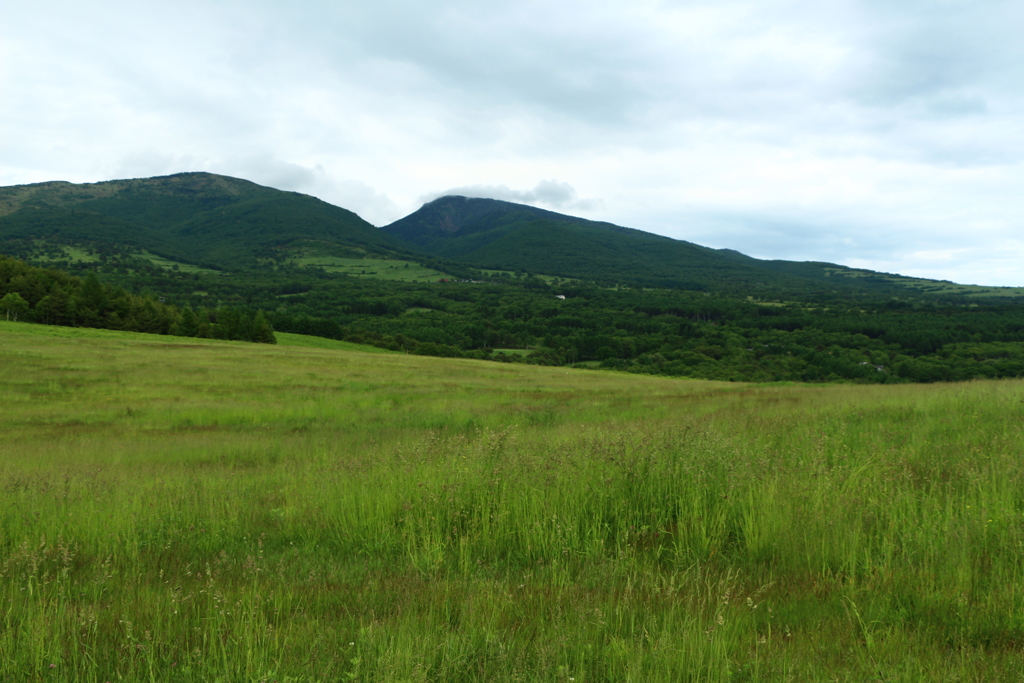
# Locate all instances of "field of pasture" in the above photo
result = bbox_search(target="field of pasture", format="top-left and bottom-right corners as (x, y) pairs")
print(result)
(3, 320), (1024, 681)
(286, 256), (451, 282)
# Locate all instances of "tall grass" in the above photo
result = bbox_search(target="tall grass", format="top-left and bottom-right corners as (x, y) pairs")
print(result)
(2, 320), (1024, 680)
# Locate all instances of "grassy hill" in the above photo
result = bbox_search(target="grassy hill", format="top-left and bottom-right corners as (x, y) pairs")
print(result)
(5, 320), (1024, 680)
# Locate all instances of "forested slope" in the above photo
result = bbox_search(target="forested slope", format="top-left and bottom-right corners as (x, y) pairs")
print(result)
(0, 172), (409, 270)
(384, 195), (1022, 299)
(0, 254), (275, 343)
(59, 256), (1024, 384)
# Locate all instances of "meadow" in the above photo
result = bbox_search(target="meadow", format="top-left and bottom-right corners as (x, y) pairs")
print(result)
(286, 257), (451, 283)
(2, 320), (1024, 681)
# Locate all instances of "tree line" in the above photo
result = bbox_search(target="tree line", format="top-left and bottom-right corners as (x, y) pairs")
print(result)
(94, 260), (1024, 384)
(0, 254), (275, 343)
(10, 249), (1024, 384)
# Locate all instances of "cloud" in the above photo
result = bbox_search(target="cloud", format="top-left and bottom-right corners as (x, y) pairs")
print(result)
(846, 238), (1024, 288)
(206, 157), (400, 227)
(104, 152), (399, 226)
(423, 180), (603, 212)
(2, 0), (1024, 284)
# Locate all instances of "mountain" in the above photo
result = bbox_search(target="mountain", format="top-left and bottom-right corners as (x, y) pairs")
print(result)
(380, 196), (787, 292)
(0, 172), (408, 269)
(2, 173), (1020, 302)
(380, 196), (811, 292)
(383, 195), (1013, 298)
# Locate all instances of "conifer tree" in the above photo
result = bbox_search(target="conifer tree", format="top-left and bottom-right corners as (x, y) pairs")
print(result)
(252, 310), (276, 344)
(178, 306), (200, 337)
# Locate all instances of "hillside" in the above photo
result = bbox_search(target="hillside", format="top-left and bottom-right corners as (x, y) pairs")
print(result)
(0, 172), (410, 270)
(384, 195), (1024, 299)
(383, 196), (771, 291)
(4, 173), (1021, 301)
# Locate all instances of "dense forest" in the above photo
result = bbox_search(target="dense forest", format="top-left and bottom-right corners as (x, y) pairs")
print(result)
(7, 246), (1021, 384)
(0, 254), (275, 344)
(262, 279), (1024, 383)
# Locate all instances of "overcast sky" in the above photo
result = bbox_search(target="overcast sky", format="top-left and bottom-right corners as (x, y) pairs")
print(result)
(3, 1), (1023, 285)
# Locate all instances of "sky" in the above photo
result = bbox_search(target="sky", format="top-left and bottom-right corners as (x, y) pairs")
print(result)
(3, 0), (1023, 286)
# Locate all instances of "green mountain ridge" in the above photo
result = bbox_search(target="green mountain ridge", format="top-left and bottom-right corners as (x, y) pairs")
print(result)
(382, 195), (1022, 298)
(3, 172), (1020, 299)
(0, 172), (409, 269)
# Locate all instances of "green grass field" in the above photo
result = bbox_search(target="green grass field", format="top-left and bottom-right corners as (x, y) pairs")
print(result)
(492, 347), (533, 357)
(30, 245), (102, 265)
(288, 256), (452, 282)
(135, 251), (221, 274)
(274, 331), (394, 353)
(3, 320), (1024, 680)
(478, 270), (575, 286)
(26, 243), (220, 275)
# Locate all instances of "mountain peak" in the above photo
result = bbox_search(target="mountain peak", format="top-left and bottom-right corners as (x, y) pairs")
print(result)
(385, 195), (596, 248)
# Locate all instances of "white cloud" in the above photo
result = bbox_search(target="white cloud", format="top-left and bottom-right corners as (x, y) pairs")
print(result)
(423, 180), (603, 213)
